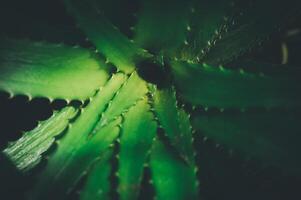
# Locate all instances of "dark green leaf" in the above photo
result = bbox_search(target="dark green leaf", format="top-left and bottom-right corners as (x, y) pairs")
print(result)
(192, 109), (301, 174)
(80, 149), (113, 200)
(202, 0), (301, 65)
(171, 61), (301, 108)
(134, 0), (190, 56)
(178, 0), (234, 62)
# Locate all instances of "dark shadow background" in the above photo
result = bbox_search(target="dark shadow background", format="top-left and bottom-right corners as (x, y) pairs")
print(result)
(0, 0), (301, 199)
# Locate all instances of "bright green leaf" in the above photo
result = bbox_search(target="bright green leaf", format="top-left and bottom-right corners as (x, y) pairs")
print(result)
(152, 87), (195, 165)
(0, 38), (109, 100)
(150, 140), (199, 200)
(97, 71), (149, 128)
(118, 97), (157, 200)
(64, 0), (151, 73)
(29, 73), (127, 199)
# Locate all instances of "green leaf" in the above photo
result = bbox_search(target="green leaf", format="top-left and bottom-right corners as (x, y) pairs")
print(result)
(230, 60), (301, 77)
(178, 0), (234, 62)
(152, 87), (195, 165)
(2, 106), (77, 172)
(92, 0), (140, 38)
(30, 118), (121, 199)
(79, 149), (113, 200)
(29, 70), (150, 199)
(118, 97), (157, 200)
(0, 38), (109, 100)
(171, 61), (301, 108)
(134, 0), (190, 55)
(64, 0), (151, 73)
(201, 0), (301, 65)
(29, 73), (127, 199)
(192, 109), (301, 175)
(150, 140), (199, 200)
(97, 71), (149, 128)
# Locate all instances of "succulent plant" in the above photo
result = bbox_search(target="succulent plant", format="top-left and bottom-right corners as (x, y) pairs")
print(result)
(0, 0), (301, 199)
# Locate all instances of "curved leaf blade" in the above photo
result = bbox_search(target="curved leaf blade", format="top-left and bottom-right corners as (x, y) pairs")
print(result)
(97, 71), (149, 128)
(178, 0), (234, 62)
(29, 73), (127, 199)
(64, 0), (151, 73)
(152, 87), (199, 164)
(201, 0), (301, 65)
(0, 38), (109, 100)
(118, 97), (157, 200)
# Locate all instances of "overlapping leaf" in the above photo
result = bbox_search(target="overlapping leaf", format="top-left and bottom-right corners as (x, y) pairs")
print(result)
(201, 0), (301, 65)
(134, 0), (190, 56)
(28, 71), (149, 199)
(79, 149), (113, 200)
(92, 0), (140, 38)
(150, 140), (199, 200)
(97, 72), (148, 128)
(178, 0), (234, 62)
(152, 87), (196, 164)
(64, 0), (151, 73)
(1, 0), (301, 199)
(118, 97), (157, 200)
(29, 74), (126, 199)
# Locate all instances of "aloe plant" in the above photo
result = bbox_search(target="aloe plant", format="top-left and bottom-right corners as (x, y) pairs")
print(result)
(0, 0), (301, 199)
